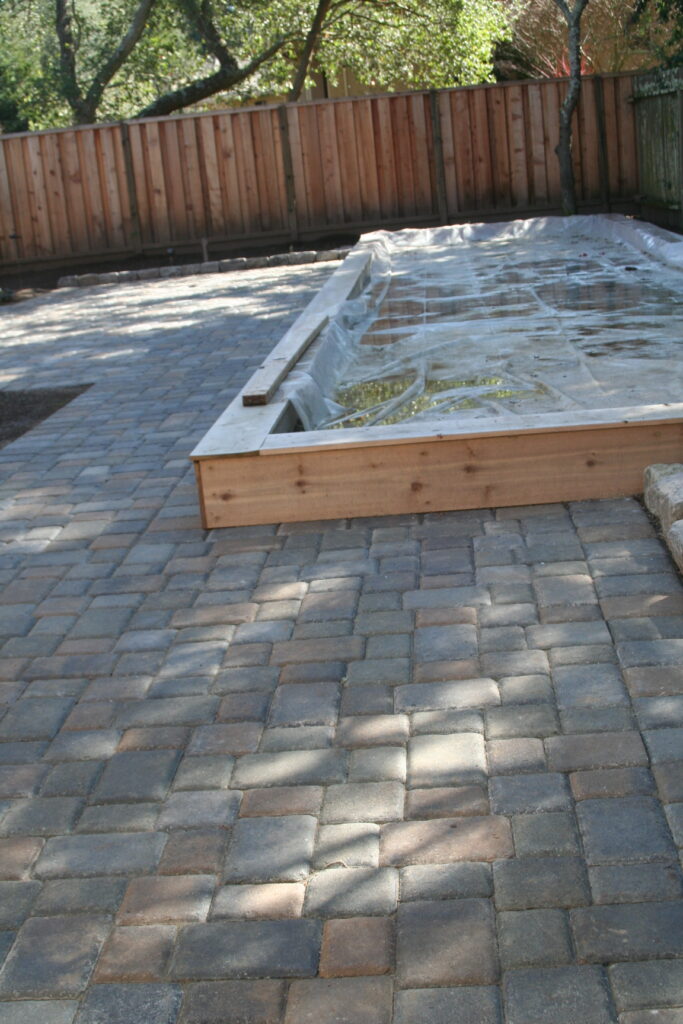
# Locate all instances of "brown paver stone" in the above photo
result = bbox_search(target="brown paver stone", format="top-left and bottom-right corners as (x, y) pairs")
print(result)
(319, 917), (393, 977)
(284, 977), (393, 1024)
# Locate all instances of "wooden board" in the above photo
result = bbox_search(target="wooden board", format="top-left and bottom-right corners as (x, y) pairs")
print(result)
(195, 417), (683, 528)
(242, 314), (329, 405)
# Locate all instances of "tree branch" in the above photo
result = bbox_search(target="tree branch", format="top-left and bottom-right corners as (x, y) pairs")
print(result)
(135, 36), (285, 118)
(288, 0), (332, 100)
(84, 0), (158, 116)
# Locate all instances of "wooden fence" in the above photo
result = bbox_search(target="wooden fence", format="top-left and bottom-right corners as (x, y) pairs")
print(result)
(0, 73), (639, 268)
(634, 68), (683, 232)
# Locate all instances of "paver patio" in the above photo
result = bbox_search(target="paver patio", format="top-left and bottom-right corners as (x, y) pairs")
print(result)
(0, 263), (682, 1022)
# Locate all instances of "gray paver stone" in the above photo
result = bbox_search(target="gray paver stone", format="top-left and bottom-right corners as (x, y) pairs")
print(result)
(0, 797), (83, 836)
(0, 881), (41, 927)
(394, 986), (502, 1024)
(74, 983), (183, 1024)
(572, 901), (683, 961)
(396, 899), (498, 987)
(224, 816), (317, 882)
(498, 909), (573, 968)
(399, 863), (492, 900)
(0, 915), (109, 997)
(552, 664), (628, 708)
(304, 866), (397, 916)
(493, 856), (590, 910)
(158, 791), (241, 830)
(35, 832), (166, 877)
(609, 959), (683, 1012)
(93, 750), (180, 803)
(489, 773), (571, 814)
(313, 823), (379, 868)
(578, 796), (677, 864)
(589, 862), (683, 903)
(504, 966), (616, 1024)
(0, 1003), (78, 1024)
(408, 733), (486, 787)
(170, 920), (322, 979)
(395, 680), (499, 712)
(232, 750), (346, 788)
(321, 782), (404, 823)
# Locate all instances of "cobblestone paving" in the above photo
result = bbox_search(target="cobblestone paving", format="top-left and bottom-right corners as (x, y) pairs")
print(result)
(0, 266), (682, 1023)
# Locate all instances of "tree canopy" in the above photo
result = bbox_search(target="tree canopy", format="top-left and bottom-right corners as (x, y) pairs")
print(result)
(0, 0), (509, 131)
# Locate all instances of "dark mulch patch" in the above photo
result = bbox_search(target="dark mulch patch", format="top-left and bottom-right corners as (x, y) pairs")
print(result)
(0, 385), (91, 449)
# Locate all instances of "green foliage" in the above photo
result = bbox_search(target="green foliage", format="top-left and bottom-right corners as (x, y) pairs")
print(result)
(0, 0), (509, 130)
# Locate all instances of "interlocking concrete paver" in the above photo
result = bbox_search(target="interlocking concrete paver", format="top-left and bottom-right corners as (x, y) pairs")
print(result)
(1, 268), (683, 1019)
(284, 978), (392, 1024)
(503, 966), (616, 1024)
(396, 898), (498, 986)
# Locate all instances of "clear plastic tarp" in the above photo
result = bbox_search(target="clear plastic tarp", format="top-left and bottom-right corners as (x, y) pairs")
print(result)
(279, 214), (683, 432)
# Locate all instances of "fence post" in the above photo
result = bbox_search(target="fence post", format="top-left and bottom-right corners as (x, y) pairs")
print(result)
(120, 121), (143, 252)
(593, 76), (612, 213)
(429, 90), (449, 223)
(278, 105), (300, 242)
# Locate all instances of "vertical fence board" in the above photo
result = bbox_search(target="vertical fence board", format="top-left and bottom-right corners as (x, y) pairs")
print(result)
(541, 81), (562, 203)
(24, 134), (53, 255)
(410, 93), (433, 214)
(438, 92), (458, 217)
(41, 132), (71, 256)
(470, 88), (494, 210)
(335, 100), (363, 223)
(527, 84), (548, 205)
(451, 90), (474, 213)
(216, 113), (244, 236)
(374, 97), (399, 220)
(0, 142), (19, 262)
(5, 138), (36, 259)
(506, 85), (529, 208)
(353, 99), (381, 221)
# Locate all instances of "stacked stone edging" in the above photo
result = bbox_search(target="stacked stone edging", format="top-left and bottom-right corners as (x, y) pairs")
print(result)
(644, 463), (683, 571)
(57, 248), (348, 289)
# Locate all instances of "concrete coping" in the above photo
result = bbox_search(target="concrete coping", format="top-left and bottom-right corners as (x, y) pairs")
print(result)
(57, 248), (350, 289)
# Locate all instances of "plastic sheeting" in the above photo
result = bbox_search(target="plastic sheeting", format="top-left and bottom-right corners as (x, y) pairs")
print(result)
(279, 215), (683, 432)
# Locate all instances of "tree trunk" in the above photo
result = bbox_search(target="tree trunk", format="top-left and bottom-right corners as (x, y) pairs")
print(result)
(288, 0), (332, 101)
(552, 0), (590, 215)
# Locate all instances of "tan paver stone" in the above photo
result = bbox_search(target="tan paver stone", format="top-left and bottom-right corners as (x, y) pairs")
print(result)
(93, 925), (175, 981)
(212, 883), (305, 919)
(117, 875), (215, 924)
(0, 837), (44, 879)
(380, 816), (513, 865)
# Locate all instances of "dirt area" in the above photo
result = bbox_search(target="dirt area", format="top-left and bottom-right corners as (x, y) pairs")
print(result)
(0, 385), (90, 449)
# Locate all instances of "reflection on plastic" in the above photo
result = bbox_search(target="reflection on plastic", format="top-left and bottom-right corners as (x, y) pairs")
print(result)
(278, 215), (683, 433)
